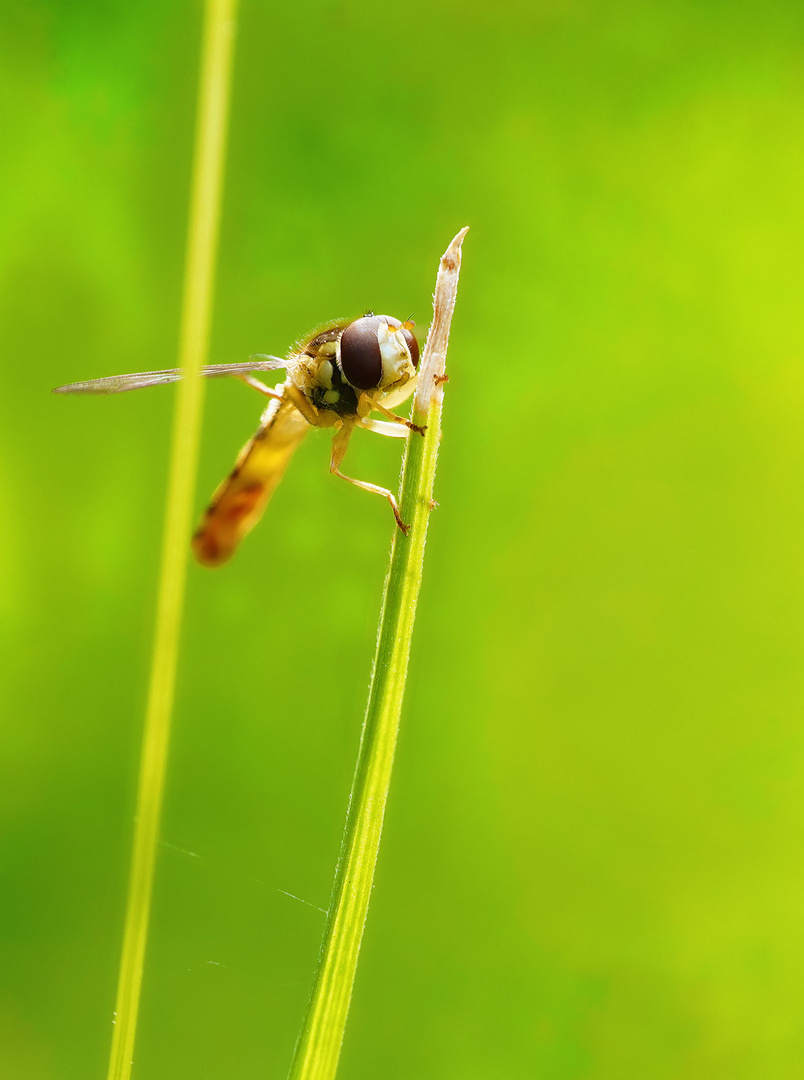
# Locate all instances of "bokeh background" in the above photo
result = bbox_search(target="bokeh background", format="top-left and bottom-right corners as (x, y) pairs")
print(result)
(3, 1), (804, 1076)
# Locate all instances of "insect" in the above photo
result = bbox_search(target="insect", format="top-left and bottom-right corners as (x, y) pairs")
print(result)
(53, 314), (423, 566)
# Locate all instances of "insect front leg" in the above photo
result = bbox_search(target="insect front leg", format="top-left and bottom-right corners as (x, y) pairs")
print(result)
(330, 424), (409, 535)
(358, 417), (409, 439)
(371, 398), (427, 436)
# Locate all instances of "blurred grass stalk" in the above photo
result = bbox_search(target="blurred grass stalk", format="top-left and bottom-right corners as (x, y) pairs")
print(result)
(106, 3), (238, 1078)
(289, 228), (468, 1080)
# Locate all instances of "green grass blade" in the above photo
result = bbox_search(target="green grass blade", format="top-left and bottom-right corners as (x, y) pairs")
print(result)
(288, 228), (469, 1080)
(106, 4), (238, 1078)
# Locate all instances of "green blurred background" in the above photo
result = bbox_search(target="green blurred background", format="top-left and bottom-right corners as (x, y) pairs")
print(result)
(3, 0), (804, 1076)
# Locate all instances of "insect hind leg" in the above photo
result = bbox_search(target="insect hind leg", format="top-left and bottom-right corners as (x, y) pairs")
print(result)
(330, 425), (409, 535)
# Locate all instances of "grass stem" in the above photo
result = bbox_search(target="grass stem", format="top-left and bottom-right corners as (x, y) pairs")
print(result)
(288, 228), (469, 1080)
(105, 4), (238, 1077)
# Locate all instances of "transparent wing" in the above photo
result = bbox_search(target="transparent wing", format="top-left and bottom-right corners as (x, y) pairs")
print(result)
(52, 357), (287, 395)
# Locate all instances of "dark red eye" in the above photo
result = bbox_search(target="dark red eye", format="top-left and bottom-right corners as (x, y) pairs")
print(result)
(339, 316), (383, 389)
(402, 328), (419, 368)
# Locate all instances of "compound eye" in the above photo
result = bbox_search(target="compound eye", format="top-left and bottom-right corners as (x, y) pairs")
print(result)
(339, 316), (383, 390)
(402, 328), (419, 368)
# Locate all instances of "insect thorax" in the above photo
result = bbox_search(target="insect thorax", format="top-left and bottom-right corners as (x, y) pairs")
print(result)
(296, 324), (360, 418)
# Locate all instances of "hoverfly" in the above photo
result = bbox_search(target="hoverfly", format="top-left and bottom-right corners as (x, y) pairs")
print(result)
(54, 314), (422, 566)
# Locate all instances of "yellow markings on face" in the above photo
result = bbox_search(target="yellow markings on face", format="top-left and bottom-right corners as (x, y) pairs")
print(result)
(318, 359), (334, 389)
(377, 324), (414, 389)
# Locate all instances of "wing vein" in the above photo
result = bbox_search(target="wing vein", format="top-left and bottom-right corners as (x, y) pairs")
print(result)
(52, 357), (288, 395)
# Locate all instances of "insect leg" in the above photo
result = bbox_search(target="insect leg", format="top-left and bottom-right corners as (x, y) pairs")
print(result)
(330, 424), (409, 535)
(237, 375), (283, 400)
(358, 417), (409, 439)
(371, 399), (426, 436)
(283, 383), (320, 426)
(379, 371), (418, 410)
